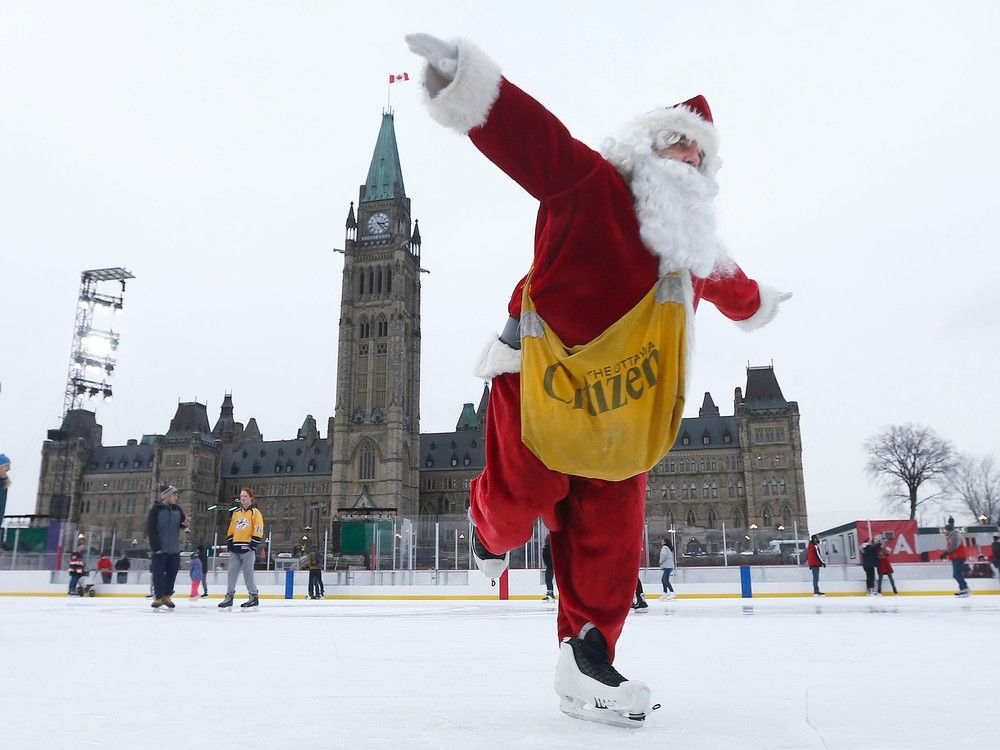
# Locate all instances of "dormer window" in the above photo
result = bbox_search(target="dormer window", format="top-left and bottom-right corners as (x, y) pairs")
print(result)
(702, 432), (711, 445)
(451, 454), (458, 467)
(723, 432), (732, 444)
(681, 433), (690, 446)
(308, 462), (316, 473)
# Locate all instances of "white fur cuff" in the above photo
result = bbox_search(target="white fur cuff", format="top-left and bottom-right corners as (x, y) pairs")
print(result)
(473, 335), (521, 379)
(734, 283), (783, 332)
(422, 39), (502, 134)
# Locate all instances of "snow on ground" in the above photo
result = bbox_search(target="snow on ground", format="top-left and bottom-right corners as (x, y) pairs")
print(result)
(3, 594), (997, 749)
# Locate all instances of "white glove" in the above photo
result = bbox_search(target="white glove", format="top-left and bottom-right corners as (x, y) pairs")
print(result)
(405, 33), (458, 96)
(777, 291), (792, 303)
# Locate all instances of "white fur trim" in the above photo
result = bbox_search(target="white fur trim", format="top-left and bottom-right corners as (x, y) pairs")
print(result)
(733, 283), (783, 332)
(422, 39), (502, 134)
(473, 335), (521, 379)
(680, 271), (696, 399)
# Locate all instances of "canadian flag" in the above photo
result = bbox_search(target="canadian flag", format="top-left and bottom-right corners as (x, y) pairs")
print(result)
(389, 72), (410, 84)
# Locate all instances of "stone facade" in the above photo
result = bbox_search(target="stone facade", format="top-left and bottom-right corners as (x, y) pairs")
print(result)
(33, 113), (808, 557)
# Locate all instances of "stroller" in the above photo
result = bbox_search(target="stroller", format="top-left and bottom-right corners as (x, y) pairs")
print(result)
(76, 570), (99, 597)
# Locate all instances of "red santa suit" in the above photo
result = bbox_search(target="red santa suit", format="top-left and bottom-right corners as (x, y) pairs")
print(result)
(422, 40), (784, 658)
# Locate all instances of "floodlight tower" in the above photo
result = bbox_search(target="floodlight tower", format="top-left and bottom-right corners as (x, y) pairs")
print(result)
(63, 267), (135, 416)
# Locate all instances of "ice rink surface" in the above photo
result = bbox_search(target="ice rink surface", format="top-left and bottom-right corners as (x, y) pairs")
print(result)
(3, 594), (997, 749)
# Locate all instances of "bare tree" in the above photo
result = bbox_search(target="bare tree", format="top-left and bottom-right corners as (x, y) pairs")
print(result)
(942, 454), (1000, 524)
(864, 424), (955, 520)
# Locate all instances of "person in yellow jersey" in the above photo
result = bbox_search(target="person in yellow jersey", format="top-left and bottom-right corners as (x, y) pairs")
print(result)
(219, 487), (264, 609)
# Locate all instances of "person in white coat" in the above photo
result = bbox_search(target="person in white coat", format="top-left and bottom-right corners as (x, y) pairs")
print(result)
(659, 537), (676, 600)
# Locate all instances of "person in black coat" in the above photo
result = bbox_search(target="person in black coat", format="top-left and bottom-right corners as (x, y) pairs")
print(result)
(992, 536), (1000, 579)
(860, 538), (880, 595)
(114, 554), (131, 584)
(195, 544), (209, 597)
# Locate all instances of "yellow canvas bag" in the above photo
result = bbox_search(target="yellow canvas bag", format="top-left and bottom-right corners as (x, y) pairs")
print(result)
(519, 272), (688, 481)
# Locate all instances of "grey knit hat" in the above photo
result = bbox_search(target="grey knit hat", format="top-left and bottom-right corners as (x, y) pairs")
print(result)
(159, 485), (181, 500)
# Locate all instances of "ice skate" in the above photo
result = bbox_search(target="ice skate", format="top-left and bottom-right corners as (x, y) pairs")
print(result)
(543, 592), (555, 602)
(151, 597), (163, 609)
(554, 623), (654, 728)
(471, 527), (509, 583)
(240, 594), (259, 608)
(955, 589), (970, 598)
(632, 598), (649, 613)
(161, 595), (175, 610)
(662, 592), (677, 601)
(218, 593), (234, 608)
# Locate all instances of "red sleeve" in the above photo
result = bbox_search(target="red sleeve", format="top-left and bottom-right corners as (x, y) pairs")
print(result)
(694, 266), (761, 321)
(468, 79), (604, 202)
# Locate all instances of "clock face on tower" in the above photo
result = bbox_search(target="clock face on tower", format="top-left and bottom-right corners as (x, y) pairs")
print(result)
(365, 211), (390, 235)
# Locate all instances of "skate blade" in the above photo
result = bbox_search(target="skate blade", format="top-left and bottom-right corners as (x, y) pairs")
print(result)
(559, 697), (646, 729)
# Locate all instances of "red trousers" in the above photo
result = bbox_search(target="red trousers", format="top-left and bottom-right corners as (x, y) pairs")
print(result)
(470, 373), (645, 661)
(190, 579), (201, 598)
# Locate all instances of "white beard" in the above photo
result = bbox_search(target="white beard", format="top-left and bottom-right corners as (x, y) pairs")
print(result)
(629, 155), (734, 279)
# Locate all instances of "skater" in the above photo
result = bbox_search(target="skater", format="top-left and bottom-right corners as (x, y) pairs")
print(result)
(876, 544), (898, 595)
(806, 535), (826, 596)
(97, 551), (113, 584)
(406, 32), (789, 727)
(992, 535), (1000, 581)
(542, 533), (555, 601)
(189, 551), (203, 600)
(218, 488), (264, 609)
(306, 547), (324, 599)
(0, 454), (11, 521)
(114, 553), (130, 584)
(659, 537), (676, 599)
(67, 546), (85, 595)
(146, 484), (189, 610)
(860, 538), (879, 595)
(632, 578), (648, 612)
(940, 518), (969, 596)
(195, 544), (209, 597)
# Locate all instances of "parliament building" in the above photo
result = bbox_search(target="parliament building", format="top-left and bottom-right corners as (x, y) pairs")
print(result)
(34, 113), (809, 556)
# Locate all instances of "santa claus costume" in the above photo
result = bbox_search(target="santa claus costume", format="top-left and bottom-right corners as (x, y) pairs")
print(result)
(408, 33), (789, 727)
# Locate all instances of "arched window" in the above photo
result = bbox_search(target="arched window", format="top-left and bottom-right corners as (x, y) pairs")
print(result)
(377, 316), (388, 337)
(703, 481), (710, 498)
(359, 442), (376, 480)
(737, 480), (744, 496)
(711, 481), (718, 498)
(782, 505), (793, 526)
(682, 483), (689, 500)
(669, 484), (676, 499)
(359, 318), (370, 339)
(367, 267), (375, 295)
(359, 268), (365, 297)
(707, 509), (718, 529)
(686, 509), (697, 527)
(762, 480), (770, 496)
(385, 265), (392, 294)
(780, 479), (787, 495)
(376, 267), (383, 295)
(762, 505), (773, 527)
(734, 507), (745, 528)
(727, 480), (735, 498)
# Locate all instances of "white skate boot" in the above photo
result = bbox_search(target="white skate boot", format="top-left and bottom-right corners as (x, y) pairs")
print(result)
(554, 623), (654, 728)
(471, 527), (509, 584)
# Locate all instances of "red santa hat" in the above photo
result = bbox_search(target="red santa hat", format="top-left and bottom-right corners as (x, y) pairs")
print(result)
(604, 94), (721, 178)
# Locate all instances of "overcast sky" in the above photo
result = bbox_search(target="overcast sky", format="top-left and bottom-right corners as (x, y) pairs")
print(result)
(2, 1), (998, 532)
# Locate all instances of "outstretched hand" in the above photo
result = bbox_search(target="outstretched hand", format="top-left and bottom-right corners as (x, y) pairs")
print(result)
(405, 33), (458, 95)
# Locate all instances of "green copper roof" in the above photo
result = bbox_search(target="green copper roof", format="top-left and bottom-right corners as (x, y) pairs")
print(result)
(455, 403), (478, 431)
(363, 113), (405, 202)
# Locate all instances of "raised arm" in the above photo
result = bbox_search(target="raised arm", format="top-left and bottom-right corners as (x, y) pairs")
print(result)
(406, 34), (603, 200)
